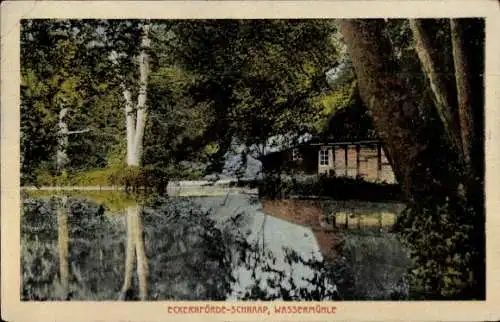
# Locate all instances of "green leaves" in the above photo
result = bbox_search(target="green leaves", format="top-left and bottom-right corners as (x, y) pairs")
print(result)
(21, 20), (124, 180)
(22, 19), (341, 181)
(394, 193), (483, 299)
(169, 20), (338, 154)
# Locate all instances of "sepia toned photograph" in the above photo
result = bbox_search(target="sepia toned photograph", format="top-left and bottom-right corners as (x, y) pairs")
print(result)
(2, 1), (500, 321)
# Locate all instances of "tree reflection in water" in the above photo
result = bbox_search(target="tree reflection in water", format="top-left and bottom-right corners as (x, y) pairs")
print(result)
(21, 194), (339, 301)
(142, 198), (235, 300)
(56, 196), (69, 299)
(119, 205), (149, 300)
(22, 196), (124, 300)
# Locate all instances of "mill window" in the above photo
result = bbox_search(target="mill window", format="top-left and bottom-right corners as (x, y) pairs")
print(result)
(319, 149), (329, 165)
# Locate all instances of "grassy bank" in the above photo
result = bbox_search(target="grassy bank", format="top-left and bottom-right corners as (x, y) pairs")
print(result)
(29, 168), (404, 203)
(31, 166), (202, 190)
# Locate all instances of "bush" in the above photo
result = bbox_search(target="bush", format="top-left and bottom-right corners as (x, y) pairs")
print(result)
(35, 170), (59, 186)
(31, 165), (170, 192)
(258, 175), (403, 201)
(72, 168), (117, 186)
(33, 170), (75, 186)
(394, 194), (485, 300)
(29, 159), (205, 191)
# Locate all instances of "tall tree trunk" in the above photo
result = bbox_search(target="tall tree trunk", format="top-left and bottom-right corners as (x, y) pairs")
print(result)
(56, 104), (90, 174)
(123, 88), (136, 166)
(449, 19), (485, 299)
(409, 19), (463, 159)
(338, 19), (447, 200)
(132, 23), (151, 167)
(450, 19), (484, 178)
(123, 22), (151, 167)
(56, 106), (69, 174)
(450, 19), (472, 168)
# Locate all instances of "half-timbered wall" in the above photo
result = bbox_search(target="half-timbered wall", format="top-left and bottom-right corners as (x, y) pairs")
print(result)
(317, 143), (397, 184)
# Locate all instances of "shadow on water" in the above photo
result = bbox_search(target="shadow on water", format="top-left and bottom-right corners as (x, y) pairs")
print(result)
(21, 191), (410, 301)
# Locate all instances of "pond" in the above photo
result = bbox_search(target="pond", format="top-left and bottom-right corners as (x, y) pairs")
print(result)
(21, 191), (412, 301)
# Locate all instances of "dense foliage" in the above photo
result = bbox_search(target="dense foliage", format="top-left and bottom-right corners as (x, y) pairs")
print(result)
(21, 20), (125, 184)
(21, 19), (339, 185)
(258, 175), (403, 202)
(390, 19), (485, 300)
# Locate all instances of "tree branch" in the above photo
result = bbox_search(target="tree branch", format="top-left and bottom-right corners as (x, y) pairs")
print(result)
(67, 128), (90, 135)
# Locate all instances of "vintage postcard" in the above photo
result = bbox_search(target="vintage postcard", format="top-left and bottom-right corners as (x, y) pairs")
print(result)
(2, 1), (500, 321)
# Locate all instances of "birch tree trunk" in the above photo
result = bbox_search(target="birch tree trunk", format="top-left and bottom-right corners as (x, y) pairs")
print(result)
(123, 22), (151, 167)
(56, 106), (69, 174)
(56, 104), (90, 175)
(132, 23), (151, 167)
(124, 88), (136, 166)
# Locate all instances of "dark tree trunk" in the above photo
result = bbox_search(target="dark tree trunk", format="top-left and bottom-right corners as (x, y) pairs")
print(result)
(409, 19), (463, 160)
(450, 18), (485, 181)
(338, 19), (463, 202)
(338, 18), (485, 299)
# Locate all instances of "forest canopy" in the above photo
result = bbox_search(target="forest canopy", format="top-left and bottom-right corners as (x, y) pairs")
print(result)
(20, 19), (342, 185)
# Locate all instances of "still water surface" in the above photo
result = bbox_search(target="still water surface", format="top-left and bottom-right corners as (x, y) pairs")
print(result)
(21, 192), (410, 301)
